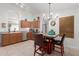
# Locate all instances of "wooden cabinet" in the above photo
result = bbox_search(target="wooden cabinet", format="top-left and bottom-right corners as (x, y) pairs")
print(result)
(27, 32), (33, 40)
(10, 33), (22, 44)
(32, 20), (40, 28)
(27, 32), (35, 40)
(2, 32), (22, 46)
(21, 20), (40, 28)
(21, 20), (31, 28)
(2, 34), (10, 45)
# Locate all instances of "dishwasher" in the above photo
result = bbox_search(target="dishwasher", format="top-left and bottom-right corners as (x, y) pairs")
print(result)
(21, 31), (28, 41)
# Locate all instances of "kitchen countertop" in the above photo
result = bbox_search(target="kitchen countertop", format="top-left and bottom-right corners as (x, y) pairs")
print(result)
(0, 32), (22, 35)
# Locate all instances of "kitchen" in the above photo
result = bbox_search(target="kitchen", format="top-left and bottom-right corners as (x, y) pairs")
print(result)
(0, 4), (41, 46)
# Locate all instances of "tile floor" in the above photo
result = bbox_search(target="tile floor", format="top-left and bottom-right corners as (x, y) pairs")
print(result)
(0, 40), (78, 56)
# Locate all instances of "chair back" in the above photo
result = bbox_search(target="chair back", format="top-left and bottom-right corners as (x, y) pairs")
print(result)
(60, 34), (65, 44)
(34, 34), (44, 46)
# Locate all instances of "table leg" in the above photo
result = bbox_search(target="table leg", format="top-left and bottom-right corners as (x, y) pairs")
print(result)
(47, 39), (52, 54)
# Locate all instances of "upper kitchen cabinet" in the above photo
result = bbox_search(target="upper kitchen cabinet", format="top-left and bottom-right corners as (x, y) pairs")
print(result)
(21, 20), (31, 28)
(21, 17), (40, 28)
(31, 17), (40, 28)
(32, 20), (40, 28)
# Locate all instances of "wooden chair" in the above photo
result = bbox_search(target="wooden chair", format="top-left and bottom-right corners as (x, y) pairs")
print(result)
(33, 34), (47, 56)
(53, 34), (65, 56)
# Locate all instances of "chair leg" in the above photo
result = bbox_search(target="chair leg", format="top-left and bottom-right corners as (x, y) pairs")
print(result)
(41, 49), (44, 56)
(63, 46), (64, 53)
(34, 45), (46, 56)
(61, 45), (64, 56)
(34, 45), (36, 56)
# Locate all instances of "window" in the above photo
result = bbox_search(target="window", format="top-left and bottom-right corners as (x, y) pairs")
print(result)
(8, 21), (19, 32)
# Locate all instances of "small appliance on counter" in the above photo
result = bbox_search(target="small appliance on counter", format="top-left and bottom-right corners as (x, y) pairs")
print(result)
(29, 28), (39, 33)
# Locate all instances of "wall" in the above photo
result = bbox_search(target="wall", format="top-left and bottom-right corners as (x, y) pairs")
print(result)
(48, 9), (79, 50)
(0, 4), (33, 32)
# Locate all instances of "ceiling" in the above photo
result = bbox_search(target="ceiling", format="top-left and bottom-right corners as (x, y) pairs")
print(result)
(0, 3), (79, 15)
(26, 3), (79, 14)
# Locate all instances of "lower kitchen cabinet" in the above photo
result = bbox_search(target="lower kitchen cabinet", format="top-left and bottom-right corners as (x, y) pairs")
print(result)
(27, 32), (33, 40)
(2, 32), (22, 46)
(2, 34), (10, 46)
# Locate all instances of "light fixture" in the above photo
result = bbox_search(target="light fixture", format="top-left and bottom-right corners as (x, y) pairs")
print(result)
(43, 3), (53, 20)
(42, 3), (57, 34)
(48, 3), (59, 27)
(16, 3), (24, 8)
(48, 3), (58, 20)
(48, 3), (51, 20)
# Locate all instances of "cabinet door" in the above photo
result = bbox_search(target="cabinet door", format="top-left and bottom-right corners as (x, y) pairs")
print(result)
(32, 20), (40, 28)
(10, 34), (17, 44)
(21, 20), (25, 28)
(15, 33), (22, 42)
(36, 21), (40, 28)
(27, 32), (33, 40)
(21, 20), (31, 28)
(32, 21), (35, 28)
(10, 33), (22, 44)
(2, 34), (10, 46)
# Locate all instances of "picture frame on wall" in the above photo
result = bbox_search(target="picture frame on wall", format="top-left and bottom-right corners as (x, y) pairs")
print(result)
(1, 23), (6, 28)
